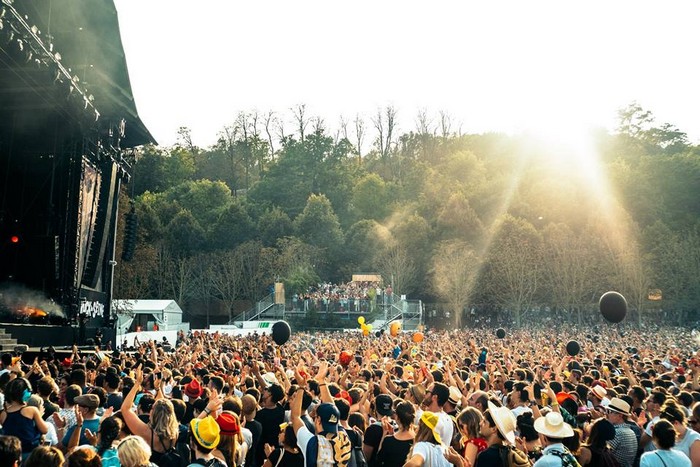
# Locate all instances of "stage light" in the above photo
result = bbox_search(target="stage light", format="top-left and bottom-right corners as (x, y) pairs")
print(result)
(10, 235), (19, 243)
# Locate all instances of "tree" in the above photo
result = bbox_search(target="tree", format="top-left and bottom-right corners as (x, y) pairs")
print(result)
(293, 194), (344, 263)
(542, 223), (599, 324)
(351, 173), (390, 221)
(431, 240), (480, 328)
(258, 207), (293, 247)
(377, 242), (418, 299)
(483, 215), (543, 326)
(208, 250), (244, 322)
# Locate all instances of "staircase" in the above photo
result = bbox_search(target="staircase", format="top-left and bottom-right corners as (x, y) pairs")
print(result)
(0, 328), (19, 351)
(375, 299), (424, 331)
(227, 293), (285, 325)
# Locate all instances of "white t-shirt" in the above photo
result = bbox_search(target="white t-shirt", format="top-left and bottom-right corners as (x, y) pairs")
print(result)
(411, 441), (451, 467)
(414, 409), (454, 448)
(674, 428), (700, 458)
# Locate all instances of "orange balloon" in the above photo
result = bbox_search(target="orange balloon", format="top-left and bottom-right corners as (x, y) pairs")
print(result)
(390, 322), (401, 337)
(412, 332), (424, 343)
(362, 328), (370, 336)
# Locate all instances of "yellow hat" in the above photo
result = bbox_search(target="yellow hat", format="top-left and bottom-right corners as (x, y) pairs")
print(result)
(420, 411), (442, 445)
(190, 415), (220, 449)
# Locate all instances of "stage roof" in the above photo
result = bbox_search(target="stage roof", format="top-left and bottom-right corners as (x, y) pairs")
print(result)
(0, 0), (155, 148)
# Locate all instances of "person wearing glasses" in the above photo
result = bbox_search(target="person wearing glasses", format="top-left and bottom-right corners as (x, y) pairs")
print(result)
(605, 398), (638, 467)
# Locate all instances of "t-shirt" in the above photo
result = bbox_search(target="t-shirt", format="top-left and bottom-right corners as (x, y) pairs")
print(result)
(410, 442), (451, 467)
(375, 436), (413, 467)
(62, 417), (100, 446)
(639, 449), (691, 467)
(106, 392), (123, 410)
(363, 423), (383, 465)
(256, 405), (285, 467)
(414, 410), (454, 448)
(475, 445), (504, 467)
(268, 447), (305, 467)
(674, 428), (700, 458)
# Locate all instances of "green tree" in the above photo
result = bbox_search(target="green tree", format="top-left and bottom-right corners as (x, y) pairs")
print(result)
(258, 207), (293, 247)
(293, 194), (344, 257)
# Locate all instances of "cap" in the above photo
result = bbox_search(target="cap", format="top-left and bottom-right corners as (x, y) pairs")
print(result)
(74, 394), (100, 409)
(420, 411), (442, 445)
(375, 394), (394, 416)
(316, 403), (340, 434)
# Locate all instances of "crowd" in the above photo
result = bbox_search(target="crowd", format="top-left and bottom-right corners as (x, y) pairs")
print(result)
(0, 322), (698, 467)
(291, 282), (386, 313)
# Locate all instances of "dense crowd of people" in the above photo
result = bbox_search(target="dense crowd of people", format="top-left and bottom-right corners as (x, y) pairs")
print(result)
(291, 282), (386, 313)
(0, 322), (698, 467)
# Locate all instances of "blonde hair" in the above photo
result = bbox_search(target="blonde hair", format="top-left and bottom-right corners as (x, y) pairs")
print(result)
(117, 435), (152, 467)
(218, 411), (244, 467)
(150, 399), (179, 442)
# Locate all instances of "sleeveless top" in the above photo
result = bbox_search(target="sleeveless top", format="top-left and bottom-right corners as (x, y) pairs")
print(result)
(376, 435), (414, 467)
(2, 409), (41, 452)
(150, 428), (176, 465)
(674, 428), (700, 457)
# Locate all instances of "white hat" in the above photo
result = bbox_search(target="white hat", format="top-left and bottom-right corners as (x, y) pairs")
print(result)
(487, 401), (516, 445)
(607, 397), (631, 416)
(262, 372), (279, 386)
(448, 386), (462, 406)
(534, 411), (574, 439)
(591, 385), (607, 399)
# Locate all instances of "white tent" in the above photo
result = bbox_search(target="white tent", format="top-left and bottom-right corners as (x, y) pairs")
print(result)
(112, 299), (187, 334)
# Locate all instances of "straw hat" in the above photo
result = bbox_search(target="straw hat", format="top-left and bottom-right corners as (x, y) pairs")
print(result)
(534, 411), (574, 439)
(487, 401), (516, 445)
(607, 397), (631, 416)
(591, 385), (607, 400)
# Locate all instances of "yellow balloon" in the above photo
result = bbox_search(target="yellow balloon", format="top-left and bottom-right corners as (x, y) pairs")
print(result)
(358, 316), (365, 325)
(367, 324), (373, 331)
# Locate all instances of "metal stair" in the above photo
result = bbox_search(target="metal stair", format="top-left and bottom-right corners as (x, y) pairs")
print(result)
(0, 328), (19, 351)
(375, 299), (424, 331)
(227, 293), (285, 325)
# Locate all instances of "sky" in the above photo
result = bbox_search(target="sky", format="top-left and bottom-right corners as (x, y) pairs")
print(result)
(114, 1), (700, 149)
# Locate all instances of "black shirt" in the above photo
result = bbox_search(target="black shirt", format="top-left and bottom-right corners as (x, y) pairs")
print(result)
(255, 404), (286, 467)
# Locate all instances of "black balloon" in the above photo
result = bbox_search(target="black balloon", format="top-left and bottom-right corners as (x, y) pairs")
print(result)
(599, 291), (628, 323)
(566, 340), (580, 356)
(375, 330), (382, 337)
(271, 321), (291, 345)
(496, 328), (506, 339)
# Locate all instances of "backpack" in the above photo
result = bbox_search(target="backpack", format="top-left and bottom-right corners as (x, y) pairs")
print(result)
(347, 430), (368, 467)
(549, 449), (581, 467)
(498, 445), (533, 467)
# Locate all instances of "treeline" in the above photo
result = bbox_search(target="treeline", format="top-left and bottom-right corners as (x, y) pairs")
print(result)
(113, 104), (700, 326)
